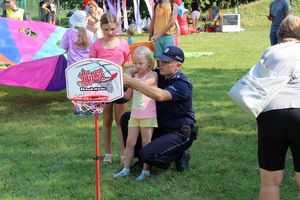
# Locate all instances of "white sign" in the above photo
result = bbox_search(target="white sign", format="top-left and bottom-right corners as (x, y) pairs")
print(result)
(221, 14), (241, 32)
(65, 58), (123, 103)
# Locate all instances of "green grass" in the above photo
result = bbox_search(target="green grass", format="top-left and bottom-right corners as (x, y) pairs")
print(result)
(1, 0), (300, 199)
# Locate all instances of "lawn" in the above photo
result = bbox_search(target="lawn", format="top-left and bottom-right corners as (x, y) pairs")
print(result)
(1, 1), (300, 200)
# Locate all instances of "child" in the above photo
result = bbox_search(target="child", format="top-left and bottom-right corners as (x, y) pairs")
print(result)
(90, 12), (132, 164)
(127, 25), (136, 44)
(114, 46), (157, 180)
(190, 0), (201, 30)
(148, 0), (178, 66)
(61, 10), (94, 115)
(86, 0), (103, 39)
(61, 10), (94, 66)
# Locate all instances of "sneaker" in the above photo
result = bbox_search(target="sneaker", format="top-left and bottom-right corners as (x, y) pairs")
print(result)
(113, 168), (130, 178)
(175, 152), (190, 172)
(74, 104), (82, 115)
(103, 154), (112, 163)
(136, 170), (150, 181)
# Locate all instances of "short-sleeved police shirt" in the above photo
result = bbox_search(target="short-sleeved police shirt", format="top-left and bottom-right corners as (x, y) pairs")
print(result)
(155, 68), (196, 130)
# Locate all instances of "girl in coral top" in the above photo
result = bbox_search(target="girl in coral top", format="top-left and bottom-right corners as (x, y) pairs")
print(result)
(114, 46), (157, 180)
(90, 12), (131, 165)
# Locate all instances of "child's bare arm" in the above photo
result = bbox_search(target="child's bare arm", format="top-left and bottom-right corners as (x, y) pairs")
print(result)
(143, 71), (158, 86)
(123, 87), (133, 99)
(152, 4), (178, 41)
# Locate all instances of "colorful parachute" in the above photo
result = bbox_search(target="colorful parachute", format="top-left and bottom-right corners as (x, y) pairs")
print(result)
(0, 17), (66, 64)
(0, 17), (67, 91)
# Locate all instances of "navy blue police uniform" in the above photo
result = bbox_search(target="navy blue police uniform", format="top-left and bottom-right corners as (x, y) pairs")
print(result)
(121, 68), (196, 170)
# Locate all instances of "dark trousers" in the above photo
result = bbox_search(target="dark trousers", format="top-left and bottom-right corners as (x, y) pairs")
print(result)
(120, 112), (194, 170)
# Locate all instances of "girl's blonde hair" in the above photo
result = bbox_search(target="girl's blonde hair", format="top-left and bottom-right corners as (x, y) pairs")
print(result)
(133, 46), (155, 69)
(74, 27), (89, 49)
(100, 11), (117, 25)
(277, 14), (300, 42)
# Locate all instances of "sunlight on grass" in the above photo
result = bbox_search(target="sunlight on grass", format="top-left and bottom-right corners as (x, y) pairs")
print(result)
(1, 1), (300, 199)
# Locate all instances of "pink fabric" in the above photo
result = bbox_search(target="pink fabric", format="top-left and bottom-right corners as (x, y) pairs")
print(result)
(0, 56), (58, 90)
(89, 39), (131, 66)
(7, 19), (57, 63)
(130, 71), (157, 119)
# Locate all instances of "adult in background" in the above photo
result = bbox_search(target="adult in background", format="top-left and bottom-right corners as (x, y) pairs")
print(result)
(190, 0), (201, 30)
(86, 0), (103, 39)
(267, 0), (290, 45)
(2, 0), (27, 20)
(256, 15), (300, 200)
(122, 46), (197, 171)
(42, 0), (56, 24)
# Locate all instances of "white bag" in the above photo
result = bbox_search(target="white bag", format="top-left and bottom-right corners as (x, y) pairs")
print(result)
(228, 59), (297, 117)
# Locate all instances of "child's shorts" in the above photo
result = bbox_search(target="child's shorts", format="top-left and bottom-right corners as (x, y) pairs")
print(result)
(191, 10), (201, 20)
(153, 34), (175, 59)
(128, 118), (158, 128)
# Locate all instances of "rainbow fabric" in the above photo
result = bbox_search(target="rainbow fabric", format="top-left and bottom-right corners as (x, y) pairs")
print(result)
(0, 18), (67, 91)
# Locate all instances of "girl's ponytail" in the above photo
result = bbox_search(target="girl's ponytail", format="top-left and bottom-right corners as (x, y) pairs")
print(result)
(74, 27), (89, 49)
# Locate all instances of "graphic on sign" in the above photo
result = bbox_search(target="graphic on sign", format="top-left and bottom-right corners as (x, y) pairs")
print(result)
(65, 58), (124, 103)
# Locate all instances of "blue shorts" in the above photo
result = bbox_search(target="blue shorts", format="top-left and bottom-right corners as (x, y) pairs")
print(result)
(153, 34), (175, 59)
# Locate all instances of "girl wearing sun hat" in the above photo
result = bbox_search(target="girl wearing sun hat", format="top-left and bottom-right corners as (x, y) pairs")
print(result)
(61, 10), (94, 66)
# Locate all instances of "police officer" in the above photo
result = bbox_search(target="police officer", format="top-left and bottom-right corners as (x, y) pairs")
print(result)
(122, 46), (197, 171)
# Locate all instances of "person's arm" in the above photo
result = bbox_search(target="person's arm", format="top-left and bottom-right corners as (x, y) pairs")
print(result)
(123, 73), (172, 101)
(123, 87), (133, 99)
(121, 40), (133, 67)
(152, 4), (178, 42)
(267, 3), (273, 21)
(148, 5), (155, 41)
(42, 3), (50, 13)
(144, 71), (157, 86)
(60, 30), (69, 51)
(284, 0), (291, 17)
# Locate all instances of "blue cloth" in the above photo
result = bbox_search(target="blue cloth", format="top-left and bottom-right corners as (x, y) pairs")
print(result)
(269, 0), (290, 45)
(270, 28), (279, 46)
(127, 37), (135, 44)
(270, 0), (290, 29)
(155, 68), (196, 129)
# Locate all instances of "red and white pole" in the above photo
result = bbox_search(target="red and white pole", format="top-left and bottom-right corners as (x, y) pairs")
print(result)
(94, 112), (101, 200)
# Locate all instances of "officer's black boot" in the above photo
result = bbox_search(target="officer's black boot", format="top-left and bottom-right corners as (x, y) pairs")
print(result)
(175, 151), (190, 172)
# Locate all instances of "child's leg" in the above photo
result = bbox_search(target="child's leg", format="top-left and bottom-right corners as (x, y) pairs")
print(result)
(102, 103), (113, 162)
(113, 103), (127, 157)
(124, 127), (140, 169)
(136, 127), (153, 180)
(140, 127), (154, 171)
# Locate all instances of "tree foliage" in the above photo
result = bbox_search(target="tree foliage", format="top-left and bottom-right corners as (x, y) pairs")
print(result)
(59, 0), (83, 10)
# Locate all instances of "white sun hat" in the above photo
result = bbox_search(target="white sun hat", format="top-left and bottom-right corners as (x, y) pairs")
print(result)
(69, 10), (87, 28)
